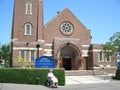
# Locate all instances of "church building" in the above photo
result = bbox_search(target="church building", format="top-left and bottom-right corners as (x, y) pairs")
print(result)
(11, 0), (117, 71)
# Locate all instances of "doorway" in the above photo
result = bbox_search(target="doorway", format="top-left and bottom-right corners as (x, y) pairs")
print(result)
(63, 58), (71, 70)
(58, 44), (81, 70)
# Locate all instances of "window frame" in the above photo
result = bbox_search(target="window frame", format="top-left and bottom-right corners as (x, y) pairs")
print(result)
(60, 22), (73, 35)
(98, 52), (104, 62)
(19, 50), (26, 61)
(24, 23), (32, 35)
(25, 2), (32, 15)
(98, 51), (112, 62)
(105, 55), (111, 62)
(29, 50), (36, 62)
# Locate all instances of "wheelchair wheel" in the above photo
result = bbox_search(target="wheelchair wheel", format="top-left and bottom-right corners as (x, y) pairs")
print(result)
(55, 83), (58, 88)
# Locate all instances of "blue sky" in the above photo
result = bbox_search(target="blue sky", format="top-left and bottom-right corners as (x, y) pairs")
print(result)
(0, 0), (120, 45)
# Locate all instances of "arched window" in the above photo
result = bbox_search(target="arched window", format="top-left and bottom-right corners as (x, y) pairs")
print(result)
(25, 23), (32, 35)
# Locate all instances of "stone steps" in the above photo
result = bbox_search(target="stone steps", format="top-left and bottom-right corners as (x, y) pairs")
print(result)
(65, 70), (107, 76)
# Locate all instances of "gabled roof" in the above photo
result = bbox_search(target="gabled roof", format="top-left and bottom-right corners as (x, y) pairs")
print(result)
(44, 8), (63, 27)
(44, 8), (87, 29)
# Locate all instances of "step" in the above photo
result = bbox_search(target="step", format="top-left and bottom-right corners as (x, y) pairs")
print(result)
(65, 70), (107, 76)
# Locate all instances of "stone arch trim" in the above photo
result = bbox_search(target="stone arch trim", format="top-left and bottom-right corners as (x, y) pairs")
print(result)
(56, 42), (81, 58)
(55, 42), (82, 70)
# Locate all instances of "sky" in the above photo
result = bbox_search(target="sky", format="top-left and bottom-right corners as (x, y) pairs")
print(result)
(0, 0), (120, 45)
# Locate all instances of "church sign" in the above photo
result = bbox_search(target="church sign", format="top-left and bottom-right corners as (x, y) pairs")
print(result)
(35, 56), (55, 68)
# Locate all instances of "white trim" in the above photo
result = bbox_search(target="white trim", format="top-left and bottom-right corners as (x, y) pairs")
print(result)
(38, 39), (45, 43)
(13, 42), (27, 44)
(89, 49), (103, 52)
(44, 49), (52, 52)
(13, 47), (36, 50)
(13, 47), (42, 50)
(13, 41), (42, 45)
(44, 54), (52, 56)
(25, 2), (32, 15)
(93, 49), (102, 52)
(99, 65), (104, 67)
(82, 50), (89, 57)
(55, 37), (80, 42)
(94, 66), (117, 69)
(82, 45), (90, 47)
(11, 38), (18, 42)
(104, 67), (117, 69)
(82, 50), (89, 52)
(24, 51), (26, 61)
(24, 23), (32, 35)
(29, 51), (31, 62)
(82, 55), (89, 57)
(44, 43), (53, 46)
(106, 65), (111, 67)
(46, 51), (52, 54)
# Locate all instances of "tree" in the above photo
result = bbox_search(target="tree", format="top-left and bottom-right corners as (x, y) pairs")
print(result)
(0, 43), (10, 67)
(103, 32), (120, 57)
(14, 57), (29, 68)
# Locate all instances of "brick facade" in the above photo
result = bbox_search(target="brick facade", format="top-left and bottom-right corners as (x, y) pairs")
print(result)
(11, 0), (117, 71)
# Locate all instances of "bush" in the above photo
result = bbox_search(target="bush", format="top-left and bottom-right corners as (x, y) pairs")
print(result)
(115, 67), (120, 80)
(0, 68), (65, 86)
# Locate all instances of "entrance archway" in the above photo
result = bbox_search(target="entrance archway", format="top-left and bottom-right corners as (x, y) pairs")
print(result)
(58, 43), (81, 70)
(60, 46), (75, 70)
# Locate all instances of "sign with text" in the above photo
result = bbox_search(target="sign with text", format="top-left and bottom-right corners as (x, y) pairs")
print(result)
(35, 56), (55, 68)
(118, 61), (120, 67)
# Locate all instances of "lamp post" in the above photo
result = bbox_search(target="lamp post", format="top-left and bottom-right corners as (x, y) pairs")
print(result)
(36, 43), (40, 58)
(93, 67), (94, 75)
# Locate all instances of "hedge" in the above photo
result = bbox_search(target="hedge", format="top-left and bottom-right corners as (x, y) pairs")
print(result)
(115, 67), (120, 80)
(0, 68), (65, 86)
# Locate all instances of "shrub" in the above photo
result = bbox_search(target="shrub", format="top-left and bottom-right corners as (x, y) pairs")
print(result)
(0, 68), (65, 86)
(115, 67), (120, 80)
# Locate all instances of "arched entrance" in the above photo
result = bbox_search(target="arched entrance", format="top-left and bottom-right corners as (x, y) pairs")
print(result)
(58, 43), (81, 70)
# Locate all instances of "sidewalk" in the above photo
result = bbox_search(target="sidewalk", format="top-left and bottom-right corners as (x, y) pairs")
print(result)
(0, 83), (46, 90)
(66, 75), (111, 85)
(0, 75), (113, 90)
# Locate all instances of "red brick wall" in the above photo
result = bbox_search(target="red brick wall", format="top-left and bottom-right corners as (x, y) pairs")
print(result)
(44, 8), (91, 45)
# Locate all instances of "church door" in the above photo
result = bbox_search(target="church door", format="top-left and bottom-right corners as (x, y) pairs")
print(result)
(63, 58), (71, 70)
(60, 45), (75, 70)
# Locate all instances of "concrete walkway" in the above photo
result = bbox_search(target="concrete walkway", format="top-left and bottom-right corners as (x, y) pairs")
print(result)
(0, 75), (114, 90)
(66, 75), (111, 85)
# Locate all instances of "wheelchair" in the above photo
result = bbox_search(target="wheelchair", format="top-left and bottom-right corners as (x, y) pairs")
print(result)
(45, 77), (58, 88)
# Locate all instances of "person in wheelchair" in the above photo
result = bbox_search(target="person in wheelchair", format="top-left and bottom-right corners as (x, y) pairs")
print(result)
(46, 69), (58, 88)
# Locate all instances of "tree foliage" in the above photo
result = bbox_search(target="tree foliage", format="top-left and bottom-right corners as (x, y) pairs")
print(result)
(103, 32), (120, 57)
(14, 57), (29, 68)
(0, 43), (10, 66)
